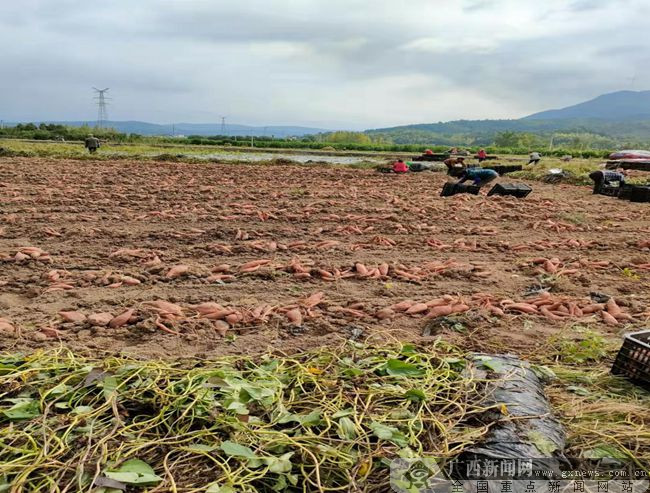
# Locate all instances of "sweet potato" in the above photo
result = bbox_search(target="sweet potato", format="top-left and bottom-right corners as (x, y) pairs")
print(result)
(87, 312), (114, 327)
(166, 265), (189, 279)
(389, 301), (413, 312)
(109, 309), (134, 328)
(504, 303), (538, 314)
(376, 308), (395, 320)
(286, 308), (303, 325)
(406, 303), (429, 315)
(605, 298), (622, 317)
(581, 304), (604, 314)
(425, 305), (453, 318)
(451, 304), (470, 313)
(59, 311), (86, 324)
(143, 300), (183, 317)
(601, 311), (619, 326)
(194, 302), (225, 316)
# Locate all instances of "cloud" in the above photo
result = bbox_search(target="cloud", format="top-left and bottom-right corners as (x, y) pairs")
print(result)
(0, 0), (648, 127)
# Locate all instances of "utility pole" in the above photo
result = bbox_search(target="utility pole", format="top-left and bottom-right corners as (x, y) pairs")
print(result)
(221, 116), (228, 136)
(92, 87), (110, 128)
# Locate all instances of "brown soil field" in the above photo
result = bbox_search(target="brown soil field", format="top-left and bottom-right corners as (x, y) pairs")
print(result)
(1, 157), (649, 360)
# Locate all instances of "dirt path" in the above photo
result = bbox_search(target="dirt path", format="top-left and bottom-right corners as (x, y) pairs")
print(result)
(1, 157), (649, 359)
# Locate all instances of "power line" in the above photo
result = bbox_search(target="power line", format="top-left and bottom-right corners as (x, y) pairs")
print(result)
(92, 87), (111, 128)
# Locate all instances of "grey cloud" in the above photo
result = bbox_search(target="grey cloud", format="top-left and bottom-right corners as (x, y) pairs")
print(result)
(0, 1), (648, 126)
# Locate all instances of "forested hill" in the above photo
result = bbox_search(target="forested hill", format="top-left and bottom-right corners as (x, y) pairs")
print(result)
(364, 91), (650, 146)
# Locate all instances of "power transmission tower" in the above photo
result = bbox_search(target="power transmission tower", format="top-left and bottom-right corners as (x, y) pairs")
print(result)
(221, 116), (228, 136)
(92, 87), (111, 128)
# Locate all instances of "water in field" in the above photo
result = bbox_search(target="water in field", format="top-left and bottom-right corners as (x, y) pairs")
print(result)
(148, 150), (386, 165)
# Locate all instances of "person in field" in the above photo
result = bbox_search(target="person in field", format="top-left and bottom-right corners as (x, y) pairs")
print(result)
(589, 170), (626, 194)
(456, 167), (498, 188)
(84, 134), (100, 154)
(393, 159), (409, 173)
(477, 149), (487, 163)
(444, 156), (465, 171)
(528, 151), (541, 165)
(424, 149), (434, 155)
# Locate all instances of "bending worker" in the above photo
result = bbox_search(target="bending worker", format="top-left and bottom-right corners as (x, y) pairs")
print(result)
(393, 158), (409, 173)
(444, 156), (465, 170)
(589, 169), (625, 194)
(528, 151), (541, 165)
(456, 167), (498, 188)
(84, 134), (100, 154)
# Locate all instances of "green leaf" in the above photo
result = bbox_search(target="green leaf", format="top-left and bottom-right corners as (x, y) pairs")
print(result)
(0, 476), (10, 493)
(72, 406), (94, 415)
(206, 485), (235, 493)
(400, 344), (417, 354)
(272, 475), (288, 491)
(337, 417), (357, 440)
(332, 408), (353, 419)
(49, 383), (71, 395)
(527, 431), (557, 456)
(103, 376), (118, 401)
(185, 444), (218, 453)
(264, 452), (293, 474)
(567, 385), (591, 396)
(298, 409), (322, 427)
(475, 357), (505, 373)
(104, 459), (162, 486)
(404, 389), (426, 402)
(384, 359), (424, 377)
(582, 444), (629, 460)
(370, 421), (408, 447)
(220, 441), (257, 459)
(530, 365), (557, 382)
(2, 398), (40, 420)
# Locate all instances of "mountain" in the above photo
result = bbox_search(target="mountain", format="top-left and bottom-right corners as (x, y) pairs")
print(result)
(524, 90), (650, 120)
(13, 120), (329, 137)
(365, 90), (650, 146)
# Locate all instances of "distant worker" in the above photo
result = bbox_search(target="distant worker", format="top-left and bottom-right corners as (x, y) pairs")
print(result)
(528, 151), (541, 165)
(84, 134), (100, 154)
(424, 149), (434, 155)
(589, 169), (626, 194)
(444, 156), (465, 171)
(477, 149), (487, 163)
(393, 159), (409, 174)
(456, 167), (498, 188)
(449, 147), (459, 155)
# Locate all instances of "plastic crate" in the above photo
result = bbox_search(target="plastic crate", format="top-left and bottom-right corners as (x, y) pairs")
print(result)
(487, 183), (532, 198)
(630, 186), (650, 203)
(611, 330), (650, 389)
(618, 184), (634, 201)
(489, 165), (523, 176)
(440, 182), (480, 197)
(599, 184), (621, 197)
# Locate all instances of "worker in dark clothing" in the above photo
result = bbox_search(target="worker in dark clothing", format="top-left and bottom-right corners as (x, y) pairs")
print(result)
(589, 170), (626, 194)
(84, 134), (100, 154)
(457, 168), (498, 188)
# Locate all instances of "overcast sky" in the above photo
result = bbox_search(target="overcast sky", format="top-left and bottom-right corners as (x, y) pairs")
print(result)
(0, 0), (648, 129)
